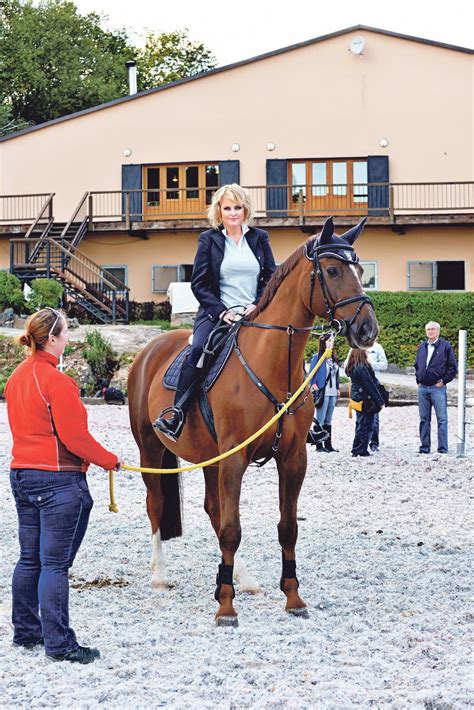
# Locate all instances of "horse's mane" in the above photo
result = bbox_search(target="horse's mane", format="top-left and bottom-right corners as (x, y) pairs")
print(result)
(249, 238), (314, 319)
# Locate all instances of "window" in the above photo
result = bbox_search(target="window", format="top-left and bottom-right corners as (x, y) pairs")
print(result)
(289, 159), (368, 211)
(152, 264), (194, 293)
(407, 261), (465, 290)
(360, 261), (377, 290)
(101, 265), (127, 292)
(144, 163), (219, 215)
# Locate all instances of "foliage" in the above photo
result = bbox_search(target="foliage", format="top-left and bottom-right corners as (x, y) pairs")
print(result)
(82, 329), (117, 385)
(0, 0), (132, 125)
(304, 292), (474, 368)
(0, 335), (24, 396)
(26, 278), (63, 311)
(0, 272), (25, 311)
(136, 29), (216, 91)
(0, 1), (216, 126)
(128, 300), (171, 322)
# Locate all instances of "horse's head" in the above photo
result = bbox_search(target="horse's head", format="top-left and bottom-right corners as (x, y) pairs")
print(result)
(304, 216), (379, 348)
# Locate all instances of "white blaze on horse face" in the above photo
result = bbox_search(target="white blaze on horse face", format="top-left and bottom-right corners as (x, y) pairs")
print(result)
(150, 531), (169, 590)
(350, 263), (364, 289)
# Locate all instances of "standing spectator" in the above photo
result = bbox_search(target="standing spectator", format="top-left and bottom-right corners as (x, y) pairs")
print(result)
(5, 308), (121, 664)
(309, 334), (340, 453)
(345, 340), (387, 451)
(414, 321), (457, 454)
(346, 348), (385, 457)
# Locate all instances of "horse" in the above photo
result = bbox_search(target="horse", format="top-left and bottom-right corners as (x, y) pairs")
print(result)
(128, 216), (379, 626)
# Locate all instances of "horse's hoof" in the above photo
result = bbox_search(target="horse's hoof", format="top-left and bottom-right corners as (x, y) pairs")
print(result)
(286, 606), (309, 619)
(215, 615), (239, 628)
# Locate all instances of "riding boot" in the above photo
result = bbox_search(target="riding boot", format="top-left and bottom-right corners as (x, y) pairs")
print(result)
(153, 360), (200, 441)
(323, 424), (338, 452)
(307, 419), (329, 446)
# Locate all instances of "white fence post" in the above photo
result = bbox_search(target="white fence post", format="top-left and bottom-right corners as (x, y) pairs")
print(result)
(456, 330), (467, 457)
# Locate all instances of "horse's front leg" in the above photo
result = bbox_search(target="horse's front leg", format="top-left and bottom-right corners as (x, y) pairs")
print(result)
(214, 458), (246, 627)
(276, 445), (308, 617)
(204, 465), (260, 595)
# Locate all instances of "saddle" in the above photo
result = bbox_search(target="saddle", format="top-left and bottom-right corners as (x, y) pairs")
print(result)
(163, 323), (239, 441)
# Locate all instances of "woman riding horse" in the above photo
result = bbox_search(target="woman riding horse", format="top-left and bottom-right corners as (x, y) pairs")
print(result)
(128, 215), (379, 625)
(153, 183), (276, 441)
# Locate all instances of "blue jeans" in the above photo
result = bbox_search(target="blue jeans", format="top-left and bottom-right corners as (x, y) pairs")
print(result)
(9, 469), (93, 655)
(316, 395), (337, 426)
(370, 413), (380, 447)
(418, 384), (448, 453)
(352, 411), (375, 455)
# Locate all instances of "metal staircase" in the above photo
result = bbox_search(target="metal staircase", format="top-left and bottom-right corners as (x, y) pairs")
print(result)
(10, 194), (129, 323)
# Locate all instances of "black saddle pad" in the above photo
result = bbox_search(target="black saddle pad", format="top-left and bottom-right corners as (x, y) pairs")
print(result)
(163, 338), (234, 392)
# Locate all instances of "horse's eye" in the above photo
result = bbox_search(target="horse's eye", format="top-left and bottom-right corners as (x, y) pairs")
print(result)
(326, 267), (338, 277)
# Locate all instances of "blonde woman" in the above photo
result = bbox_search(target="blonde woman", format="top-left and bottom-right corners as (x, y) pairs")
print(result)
(154, 183), (276, 440)
(5, 308), (120, 664)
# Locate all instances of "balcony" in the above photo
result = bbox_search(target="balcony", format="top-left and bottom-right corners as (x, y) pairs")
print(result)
(1, 183), (473, 235)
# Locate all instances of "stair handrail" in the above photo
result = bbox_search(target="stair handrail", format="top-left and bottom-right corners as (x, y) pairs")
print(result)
(45, 238), (130, 292)
(25, 193), (55, 239)
(59, 191), (89, 239)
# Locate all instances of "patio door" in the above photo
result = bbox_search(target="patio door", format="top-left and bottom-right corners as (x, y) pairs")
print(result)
(144, 164), (219, 219)
(289, 160), (368, 215)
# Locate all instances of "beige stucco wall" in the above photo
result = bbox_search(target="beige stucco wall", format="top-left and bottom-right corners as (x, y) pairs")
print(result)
(3, 224), (469, 297)
(0, 29), (472, 218)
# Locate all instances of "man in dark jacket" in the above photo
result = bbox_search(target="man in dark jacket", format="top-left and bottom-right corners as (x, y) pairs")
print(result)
(414, 321), (457, 454)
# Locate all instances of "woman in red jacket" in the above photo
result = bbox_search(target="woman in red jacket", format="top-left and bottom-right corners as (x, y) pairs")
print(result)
(5, 307), (120, 664)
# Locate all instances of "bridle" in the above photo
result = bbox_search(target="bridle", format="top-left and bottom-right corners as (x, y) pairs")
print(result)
(304, 239), (374, 336)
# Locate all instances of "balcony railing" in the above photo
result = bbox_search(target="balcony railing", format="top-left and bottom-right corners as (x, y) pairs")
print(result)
(0, 193), (54, 223)
(87, 182), (474, 226)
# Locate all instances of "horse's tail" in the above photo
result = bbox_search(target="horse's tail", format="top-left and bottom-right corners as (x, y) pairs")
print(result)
(160, 448), (183, 540)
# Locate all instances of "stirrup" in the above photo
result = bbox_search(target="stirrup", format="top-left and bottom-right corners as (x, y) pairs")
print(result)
(153, 406), (184, 441)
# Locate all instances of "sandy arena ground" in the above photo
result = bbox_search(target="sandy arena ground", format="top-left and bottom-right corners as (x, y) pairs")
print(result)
(0, 402), (472, 708)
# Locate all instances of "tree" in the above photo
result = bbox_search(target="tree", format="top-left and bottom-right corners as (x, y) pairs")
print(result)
(136, 29), (216, 91)
(0, 0), (132, 125)
(0, 1), (217, 126)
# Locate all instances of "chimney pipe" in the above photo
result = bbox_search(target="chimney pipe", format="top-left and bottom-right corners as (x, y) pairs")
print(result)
(126, 60), (137, 95)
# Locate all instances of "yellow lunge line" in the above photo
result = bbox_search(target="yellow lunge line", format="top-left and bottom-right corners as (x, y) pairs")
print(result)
(119, 348), (330, 476)
(106, 348), (330, 511)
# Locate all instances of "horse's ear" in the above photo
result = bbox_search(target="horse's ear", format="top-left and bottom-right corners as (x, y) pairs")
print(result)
(341, 217), (367, 245)
(319, 216), (335, 243)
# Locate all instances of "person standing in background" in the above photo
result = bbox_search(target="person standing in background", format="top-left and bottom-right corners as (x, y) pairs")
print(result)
(344, 339), (387, 452)
(414, 321), (457, 454)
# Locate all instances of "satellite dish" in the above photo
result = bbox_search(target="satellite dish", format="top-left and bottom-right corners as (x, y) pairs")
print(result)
(349, 36), (365, 55)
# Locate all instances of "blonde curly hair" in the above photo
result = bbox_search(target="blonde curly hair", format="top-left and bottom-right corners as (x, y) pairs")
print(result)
(207, 184), (254, 229)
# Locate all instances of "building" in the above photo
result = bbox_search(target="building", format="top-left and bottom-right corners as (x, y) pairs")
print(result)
(0, 25), (472, 321)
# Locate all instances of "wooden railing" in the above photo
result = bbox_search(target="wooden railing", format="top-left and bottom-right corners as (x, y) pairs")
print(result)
(0, 193), (54, 223)
(10, 237), (129, 322)
(87, 182), (474, 225)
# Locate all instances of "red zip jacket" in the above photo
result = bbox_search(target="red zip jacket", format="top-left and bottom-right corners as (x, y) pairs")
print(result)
(5, 350), (118, 472)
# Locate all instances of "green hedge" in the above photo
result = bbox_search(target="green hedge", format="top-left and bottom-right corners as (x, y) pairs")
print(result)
(304, 292), (474, 368)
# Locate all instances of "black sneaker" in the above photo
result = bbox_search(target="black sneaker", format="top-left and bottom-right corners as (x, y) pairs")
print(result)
(47, 645), (100, 664)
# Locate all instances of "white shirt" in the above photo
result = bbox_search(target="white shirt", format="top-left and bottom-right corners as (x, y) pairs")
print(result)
(426, 339), (438, 367)
(344, 342), (388, 372)
(219, 225), (260, 310)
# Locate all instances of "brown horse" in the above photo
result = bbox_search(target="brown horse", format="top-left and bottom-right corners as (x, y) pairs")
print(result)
(128, 216), (378, 625)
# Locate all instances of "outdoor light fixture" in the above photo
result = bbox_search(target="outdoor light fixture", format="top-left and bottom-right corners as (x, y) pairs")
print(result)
(231, 143), (240, 152)
(123, 147), (132, 157)
(379, 138), (389, 148)
(266, 142), (276, 151)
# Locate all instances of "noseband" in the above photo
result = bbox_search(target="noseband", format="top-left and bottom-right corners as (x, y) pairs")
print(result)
(304, 241), (373, 336)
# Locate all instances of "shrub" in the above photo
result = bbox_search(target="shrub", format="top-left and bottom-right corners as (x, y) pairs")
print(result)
(0, 272), (25, 312)
(128, 300), (171, 322)
(304, 292), (474, 368)
(82, 329), (117, 385)
(27, 278), (63, 311)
